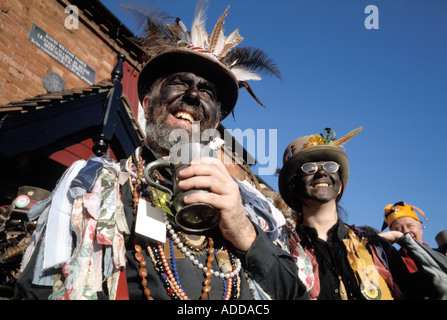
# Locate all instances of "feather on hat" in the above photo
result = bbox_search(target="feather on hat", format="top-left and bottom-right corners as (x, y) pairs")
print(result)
(127, 0), (281, 120)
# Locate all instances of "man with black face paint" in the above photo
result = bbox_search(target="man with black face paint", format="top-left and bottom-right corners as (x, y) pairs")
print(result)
(278, 127), (447, 300)
(143, 72), (221, 156)
(15, 3), (309, 301)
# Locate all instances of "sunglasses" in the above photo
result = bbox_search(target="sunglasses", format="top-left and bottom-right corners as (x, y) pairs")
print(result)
(301, 161), (340, 174)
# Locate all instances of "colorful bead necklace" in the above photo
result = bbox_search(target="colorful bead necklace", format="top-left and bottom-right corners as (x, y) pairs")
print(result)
(128, 151), (241, 300)
(164, 212), (242, 280)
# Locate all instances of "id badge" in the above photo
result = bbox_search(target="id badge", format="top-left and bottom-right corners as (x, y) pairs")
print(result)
(135, 198), (166, 243)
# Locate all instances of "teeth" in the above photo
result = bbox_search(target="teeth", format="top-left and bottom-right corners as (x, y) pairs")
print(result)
(173, 111), (194, 123)
(313, 183), (329, 188)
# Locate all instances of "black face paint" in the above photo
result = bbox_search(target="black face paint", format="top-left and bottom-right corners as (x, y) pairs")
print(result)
(295, 167), (342, 204)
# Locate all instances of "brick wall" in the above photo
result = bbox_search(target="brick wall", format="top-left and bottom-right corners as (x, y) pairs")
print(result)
(0, 0), (141, 106)
(0, 0), (265, 193)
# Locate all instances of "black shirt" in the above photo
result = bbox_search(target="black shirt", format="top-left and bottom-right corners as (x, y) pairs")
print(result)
(296, 219), (363, 300)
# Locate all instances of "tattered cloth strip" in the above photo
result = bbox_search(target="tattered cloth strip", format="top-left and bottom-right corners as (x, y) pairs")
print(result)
(97, 168), (118, 246)
(19, 160), (87, 286)
(236, 180), (286, 242)
(342, 227), (393, 300)
(43, 160), (87, 272)
(50, 165), (128, 300)
(285, 224), (317, 297)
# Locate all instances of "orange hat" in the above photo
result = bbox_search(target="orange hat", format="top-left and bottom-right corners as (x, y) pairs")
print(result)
(382, 201), (427, 231)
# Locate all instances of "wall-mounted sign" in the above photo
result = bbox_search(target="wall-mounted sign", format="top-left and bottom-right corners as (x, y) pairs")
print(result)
(28, 24), (96, 85)
(43, 72), (65, 92)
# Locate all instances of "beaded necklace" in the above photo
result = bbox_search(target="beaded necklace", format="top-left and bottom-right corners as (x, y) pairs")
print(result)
(127, 150), (242, 300)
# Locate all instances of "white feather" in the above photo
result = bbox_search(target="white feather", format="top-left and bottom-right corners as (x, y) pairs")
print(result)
(230, 66), (262, 81)
(190, 0), (209, 48)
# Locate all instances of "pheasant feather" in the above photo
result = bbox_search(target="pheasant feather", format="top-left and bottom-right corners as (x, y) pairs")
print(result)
(217, 29), (243, 59)
(209, 5), (230, 52)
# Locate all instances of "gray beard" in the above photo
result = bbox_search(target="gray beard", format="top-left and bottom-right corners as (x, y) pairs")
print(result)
(145, 119), (183, 154)
(144, 94), (220, 155)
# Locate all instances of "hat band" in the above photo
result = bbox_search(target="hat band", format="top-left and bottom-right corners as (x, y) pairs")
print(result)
(186, 46), (220, 62)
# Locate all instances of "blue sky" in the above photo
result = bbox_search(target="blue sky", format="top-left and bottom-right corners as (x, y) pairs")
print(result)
(103, 0), (447, 247)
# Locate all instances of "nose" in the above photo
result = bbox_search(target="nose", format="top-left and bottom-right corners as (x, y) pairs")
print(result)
(183, 85), (200, 106)
(314, 167), (328, 177)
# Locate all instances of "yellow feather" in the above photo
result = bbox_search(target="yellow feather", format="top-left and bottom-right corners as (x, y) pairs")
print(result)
(334, 126), (364, 145)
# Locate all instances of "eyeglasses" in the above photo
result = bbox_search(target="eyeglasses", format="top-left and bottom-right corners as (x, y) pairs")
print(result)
(301, 161), (340, 174)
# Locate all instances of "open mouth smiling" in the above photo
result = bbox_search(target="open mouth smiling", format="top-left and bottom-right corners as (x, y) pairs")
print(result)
(171, 109), (197, 124)
(311, 182), (330, 188)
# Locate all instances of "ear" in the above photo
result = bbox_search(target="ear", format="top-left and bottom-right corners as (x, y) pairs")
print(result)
(142, 96), (151, 119)
(338, 180), (343, 195)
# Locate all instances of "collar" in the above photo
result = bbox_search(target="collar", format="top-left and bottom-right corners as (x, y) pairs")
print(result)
(299, 218), (349, 244)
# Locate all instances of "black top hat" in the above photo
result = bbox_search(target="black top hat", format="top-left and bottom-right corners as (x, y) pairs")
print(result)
(436, 230), (447, 248)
